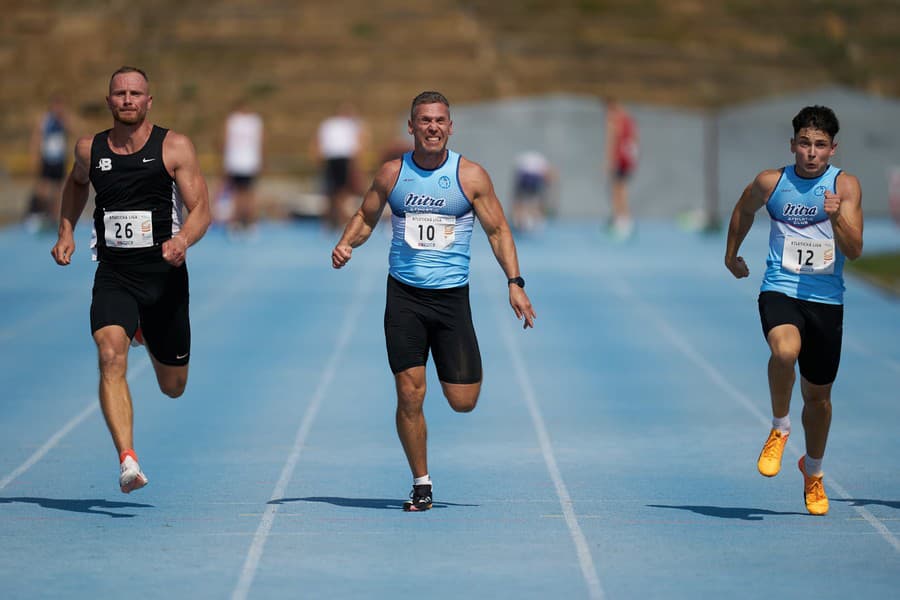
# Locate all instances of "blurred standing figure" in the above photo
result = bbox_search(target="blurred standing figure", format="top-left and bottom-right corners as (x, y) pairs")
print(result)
(724, 105), (863, 516)
(604, 97), (638, 239)
(50, 66), (211, 494)
(312, 103), (369, 229)
(511, 150), (556, 233)
(26, 94), (71, 232)
(332, 91), (536, 512)
(222, 100), (264, 233)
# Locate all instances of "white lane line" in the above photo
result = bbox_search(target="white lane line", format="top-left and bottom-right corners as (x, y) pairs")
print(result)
(0, 263), (257, 491)
(489, 285), (605, 600)
(0, 357), (151, 491)
(844, 336), (900, 375)
(231, 270), (375, 600)
(610, 277), (900, 554)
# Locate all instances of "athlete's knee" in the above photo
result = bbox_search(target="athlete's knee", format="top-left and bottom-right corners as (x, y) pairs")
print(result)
(767, 329), (801, 365)
(156, 368), (188, 398)
(449, 394), (478, 413)
(769, 343), (800, 367)
(159, 379), (187, 398)
(801, 382), (832, 408)
(96, 343), (128, 377)
(443, 382), (481, 413)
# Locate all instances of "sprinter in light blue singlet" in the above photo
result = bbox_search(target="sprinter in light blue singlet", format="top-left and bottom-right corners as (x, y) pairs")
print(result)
(761, 163), (845, 304)
(724, 105), (863, 516)
(332, 91), (536, 512)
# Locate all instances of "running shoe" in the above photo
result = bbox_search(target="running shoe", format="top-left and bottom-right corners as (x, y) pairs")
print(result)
(403, 484), (433, 512)
(119, 455), (149, 494)
(130, 326), (144, 348)
(757, 428), (789, 477)
(798, 456), (828, 515)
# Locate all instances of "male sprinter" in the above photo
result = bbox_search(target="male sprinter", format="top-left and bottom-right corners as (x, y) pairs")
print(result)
(724, 105), (863, 515)
(51, 66), (210, 493)
(332, 91), (536, 511)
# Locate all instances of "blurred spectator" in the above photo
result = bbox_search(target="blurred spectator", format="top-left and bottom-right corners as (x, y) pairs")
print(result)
(604, 96), (639, 239)
(312, 102), (370, 229)
(511, 150), (556, 233)
(379, 136), (413, 164)
(221, 99), (264, 234)
(26, 94), (71, 232)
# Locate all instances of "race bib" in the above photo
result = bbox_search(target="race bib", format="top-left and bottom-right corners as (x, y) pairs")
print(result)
(404, 213), (456, 250)
(104, 210), (154, 248)
(781, 236), (835, 274)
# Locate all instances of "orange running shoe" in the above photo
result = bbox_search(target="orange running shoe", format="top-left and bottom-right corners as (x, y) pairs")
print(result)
(757, 428), (789, 477)
(798, 456), (828, 515)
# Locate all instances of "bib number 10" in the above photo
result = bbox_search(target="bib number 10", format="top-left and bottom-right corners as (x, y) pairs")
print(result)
(404, 213), (456, 251)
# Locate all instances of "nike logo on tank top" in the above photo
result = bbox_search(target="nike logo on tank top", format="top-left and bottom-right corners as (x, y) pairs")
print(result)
(89, 125), (184, 265)
(387, 150), (474, 289)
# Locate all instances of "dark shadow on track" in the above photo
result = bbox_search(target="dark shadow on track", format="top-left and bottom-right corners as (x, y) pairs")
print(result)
(647, 504), (807, 521)
(269, 496), (479, 510)
(0, 496), (153, 518)
(835, 498), (900, 510)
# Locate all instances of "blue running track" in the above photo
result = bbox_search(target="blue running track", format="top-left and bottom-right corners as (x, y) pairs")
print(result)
(1, 217), (898, 599)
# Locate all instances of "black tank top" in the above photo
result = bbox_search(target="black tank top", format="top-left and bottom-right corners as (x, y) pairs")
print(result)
(90, 125), (181, 265)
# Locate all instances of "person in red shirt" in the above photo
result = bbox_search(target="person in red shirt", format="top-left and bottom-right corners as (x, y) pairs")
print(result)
(604, 96), (639, 239)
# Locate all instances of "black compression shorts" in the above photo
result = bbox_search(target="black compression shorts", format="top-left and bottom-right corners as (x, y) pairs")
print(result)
(90, 261), (191, 366)
(384, 275), (482, 384)
(758, 291), (843, 385)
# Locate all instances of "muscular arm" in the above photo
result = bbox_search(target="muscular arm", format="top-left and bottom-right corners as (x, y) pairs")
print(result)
(163, 132), (211, 266)
(827, 173), (863, 260)
(331, 160), (396, 268)
(724, 170), (778, 279)
(461, 158), (536, 329)
(50, 136), (92, 266)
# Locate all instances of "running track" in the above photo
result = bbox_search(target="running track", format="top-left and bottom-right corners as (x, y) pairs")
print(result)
(1, 217), (898, 599)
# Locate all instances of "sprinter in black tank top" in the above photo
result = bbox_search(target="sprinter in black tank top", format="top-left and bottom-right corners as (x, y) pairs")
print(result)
(50, 66), (211, 494)
(90, 124), (183, 265)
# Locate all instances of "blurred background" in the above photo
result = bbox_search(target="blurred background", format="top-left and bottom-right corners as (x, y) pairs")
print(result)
(2, 0), (900, 226)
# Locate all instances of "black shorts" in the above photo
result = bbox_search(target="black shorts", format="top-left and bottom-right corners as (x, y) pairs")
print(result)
(758, 291), (843, 385)
(90, 261), (191, 366)
(324, 158), (351, 194)
(384, 275), (482, 384)
(227, 174), (256, 190)
(40, 160), (66, 182)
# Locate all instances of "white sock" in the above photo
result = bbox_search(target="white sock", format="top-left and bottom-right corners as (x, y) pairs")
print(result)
(772, 415), (791, 435)
(413, 474), (432, 487)
(803, 455), (824, 477)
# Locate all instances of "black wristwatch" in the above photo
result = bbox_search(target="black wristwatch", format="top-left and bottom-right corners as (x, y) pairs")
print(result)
(507, 276), (525, 288)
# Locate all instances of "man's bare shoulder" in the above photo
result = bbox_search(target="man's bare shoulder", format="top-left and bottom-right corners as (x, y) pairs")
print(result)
(372, 157), (402, 189)
(162, 129), (197, 153)
(71, 136), (95, 168)
(836, 170), (861, 189)
(458, 155), (488, 178)
(751, 168), (783, 195)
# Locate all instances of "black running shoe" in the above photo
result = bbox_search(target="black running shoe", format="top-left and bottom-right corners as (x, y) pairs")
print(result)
(403, 484), (433, 512)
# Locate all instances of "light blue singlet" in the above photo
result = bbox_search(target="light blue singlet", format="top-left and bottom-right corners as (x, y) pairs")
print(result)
(387, 150), (475, 289)
(761, 164), (845, 304)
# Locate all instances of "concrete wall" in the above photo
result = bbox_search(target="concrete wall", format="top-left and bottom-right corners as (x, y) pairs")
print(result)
(441, 88), (900, 221)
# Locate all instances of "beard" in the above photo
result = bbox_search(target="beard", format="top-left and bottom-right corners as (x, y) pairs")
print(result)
(112, 107), (146, 126)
